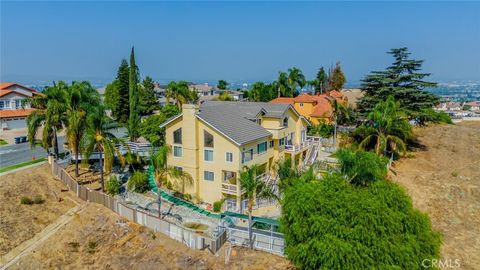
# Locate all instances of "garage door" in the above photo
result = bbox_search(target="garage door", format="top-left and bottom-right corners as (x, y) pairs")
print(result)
(5, 117), (27, 129)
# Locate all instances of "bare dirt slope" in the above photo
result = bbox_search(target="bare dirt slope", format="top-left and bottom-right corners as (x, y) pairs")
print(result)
(391, 121), (480, 269)
(0, 164), (78, 256)
(2, 164), (290, 269)
(10, 203), (290, 270)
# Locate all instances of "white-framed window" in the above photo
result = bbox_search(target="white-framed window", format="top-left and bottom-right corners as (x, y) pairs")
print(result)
(173, 146), (182, 157)
(257, 141), (267, 154)
(15, 100), (21, 108)
(279, 138), (286, 146)
(283, 117), (288, 127)
(0, 100), (4, 109)
(242, 149), (254, 163)
(204, 171), (214, 181)
(226, 152), (233, 162)
(204, 149), (214, 161)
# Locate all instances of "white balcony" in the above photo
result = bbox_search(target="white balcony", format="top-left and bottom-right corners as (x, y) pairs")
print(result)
(284, 137), (317, 153)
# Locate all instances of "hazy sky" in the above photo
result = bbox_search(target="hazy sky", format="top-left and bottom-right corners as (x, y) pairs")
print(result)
(1, 1), (479, 85)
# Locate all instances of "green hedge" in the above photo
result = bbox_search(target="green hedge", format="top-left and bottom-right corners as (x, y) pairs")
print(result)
(281, 174), (441, 269)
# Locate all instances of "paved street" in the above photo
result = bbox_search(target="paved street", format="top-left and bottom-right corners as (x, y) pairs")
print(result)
(0, 128), (126, 169)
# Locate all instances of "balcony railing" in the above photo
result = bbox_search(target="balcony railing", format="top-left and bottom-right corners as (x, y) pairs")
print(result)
(221, 183), (238, 195)
(284, 137), (317, 153)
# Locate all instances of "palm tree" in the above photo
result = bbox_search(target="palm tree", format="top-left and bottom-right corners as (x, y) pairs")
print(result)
(166, 81), (198, 109)
(287, 67), (306, 97)
(151, 145), (193, 218)
(358, 96), (412, 157)
(239, 165), (277, 249)
(276, 71), (289, 97)
(27, 81), (68, 158)
(66, 81), (101, 177)
(82, 110), (122, 192)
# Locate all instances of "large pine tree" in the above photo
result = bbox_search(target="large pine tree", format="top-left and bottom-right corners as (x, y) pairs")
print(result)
(128, 46), (140, 141)
(358, 48), (439, 115)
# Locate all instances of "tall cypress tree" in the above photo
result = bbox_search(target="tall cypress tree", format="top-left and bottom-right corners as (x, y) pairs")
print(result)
(128, 46), (140, 141)
(358, 48), (439, 115)
(104, 60), (130, 123)
(315, 67), (328, 94)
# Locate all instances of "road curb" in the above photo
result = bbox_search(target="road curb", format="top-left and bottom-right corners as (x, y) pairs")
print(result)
(0, 161), (48, 177)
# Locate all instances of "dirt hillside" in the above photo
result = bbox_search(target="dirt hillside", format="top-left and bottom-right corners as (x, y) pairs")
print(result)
(391, 121), (480, 269)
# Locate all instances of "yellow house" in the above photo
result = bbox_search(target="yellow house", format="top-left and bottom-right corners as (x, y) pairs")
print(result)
(161, 101), (312, 212)
(270, 90), (348, 125)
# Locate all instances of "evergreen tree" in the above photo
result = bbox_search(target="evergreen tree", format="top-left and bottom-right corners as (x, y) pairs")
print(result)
(315, 67), (328, 94)
(358, 47), (439, 115)
(329, 61), (346, 90)
(139, 76), (158, 115)
(128, 47), (140, 141)
(217, 80), (229, 90)
(104, 60), (130, 123)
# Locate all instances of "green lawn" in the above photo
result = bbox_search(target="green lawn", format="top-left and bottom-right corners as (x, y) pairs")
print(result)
(0, 139), (8, 146)
(0, 158), (47, 173)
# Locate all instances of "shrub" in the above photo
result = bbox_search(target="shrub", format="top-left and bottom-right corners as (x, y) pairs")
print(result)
(106, 176), (121, 195)
(281, 174), (441, 269)
(307, 123), (334, 138)
(20, 197), (34, 205)
(335, 148), (388, 186)
(127, 171), (150, 193)
(32, 195), (45, 204)
(213, 200), (223, 212)
(414, 108), (453, 125)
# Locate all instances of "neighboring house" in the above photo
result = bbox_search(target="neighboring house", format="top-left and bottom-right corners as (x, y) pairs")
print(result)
(161, 101), (311, 212)
(436, 102), (462, 111)
(189, 83), (214, 97)
(270, 90), (348, 125)
(197, 90), (245, 103)
(0, 82), (39, 130)
(464, 101), (480, 111)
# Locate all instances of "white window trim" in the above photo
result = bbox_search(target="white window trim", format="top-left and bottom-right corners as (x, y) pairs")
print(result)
(173, 144), (183, 158)
(203, 147), (214, 162)
(225, 152), (233, 163)
(242, 148), (254, 164)
(204, 171), (215, 181)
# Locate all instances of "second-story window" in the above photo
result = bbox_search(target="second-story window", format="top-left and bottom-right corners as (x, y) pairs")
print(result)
(204, 149), (214, 161)
(173, 128), (182, 144)
(283, 117), (288, 127)
(15, 100), (22, 109)
(299, 103), (304, 107)
(226, 152), (233, 162)
(204, 130), (214, 147)
(257, 142), (267, 154)
(269, 140), (274, 148)
(279, 138), (286, 146)
(0, 101), (4, 109)
(242, 149), (254, 163)
(173, 146), (182, 157)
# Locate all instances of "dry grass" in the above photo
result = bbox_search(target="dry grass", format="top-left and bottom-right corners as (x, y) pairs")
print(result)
(391, 121), (480, 270)
(10, 203), (291, 270)
(2, 164), (290, 269)
(0, 164), (78, 256)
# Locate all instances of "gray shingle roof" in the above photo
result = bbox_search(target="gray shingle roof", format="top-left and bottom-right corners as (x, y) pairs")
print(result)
(197, 101), (291, 145)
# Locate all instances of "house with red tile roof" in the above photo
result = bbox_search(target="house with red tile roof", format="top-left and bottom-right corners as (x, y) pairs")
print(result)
(0, 82), (39, 130)
(270, 90), (348, 125)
